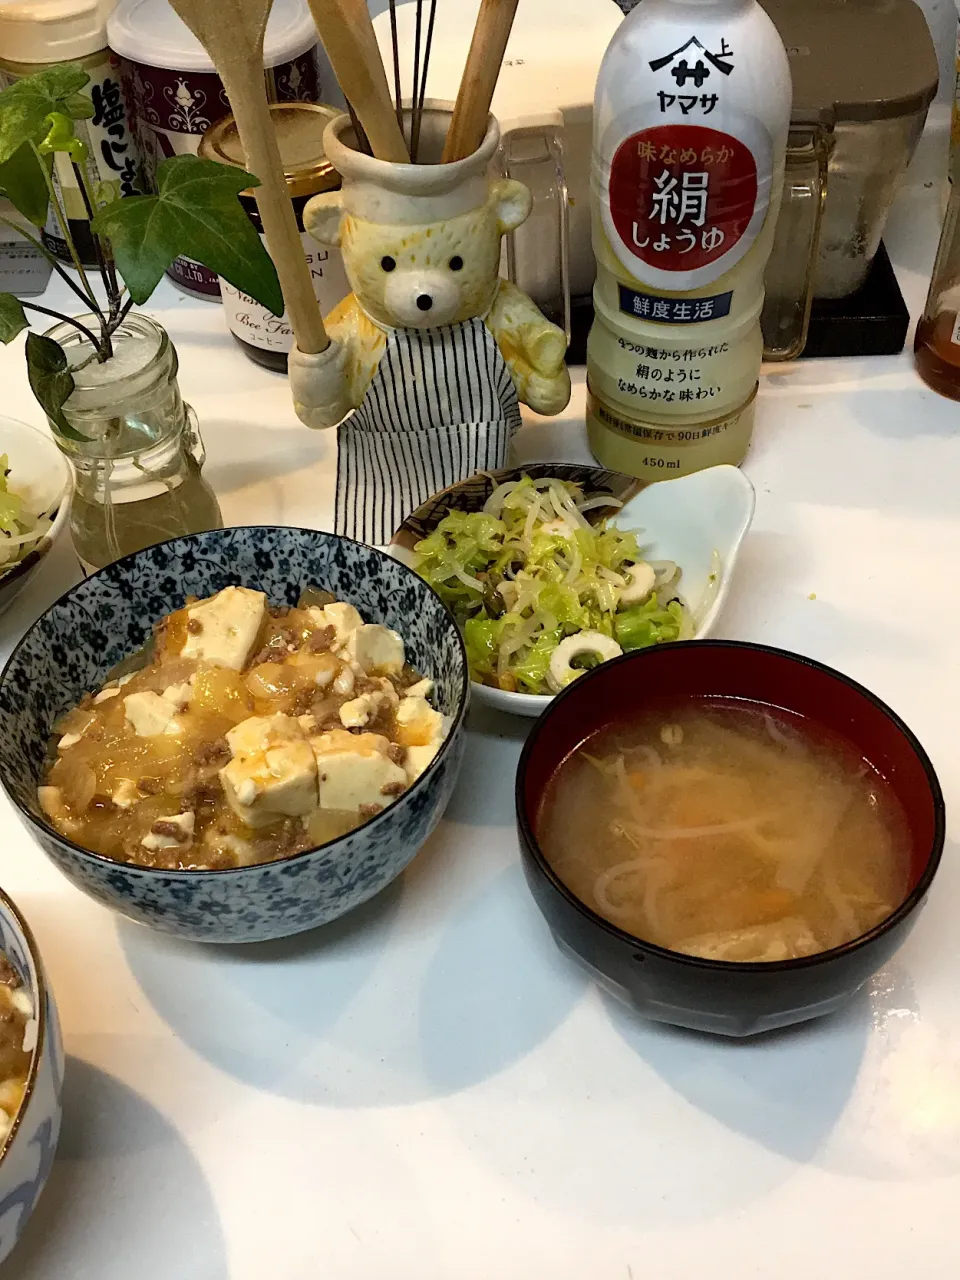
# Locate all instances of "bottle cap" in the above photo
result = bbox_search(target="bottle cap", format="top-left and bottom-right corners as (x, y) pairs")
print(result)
(0, 0), (116, 66)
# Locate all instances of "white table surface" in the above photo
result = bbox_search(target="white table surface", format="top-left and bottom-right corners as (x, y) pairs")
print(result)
(2, 126), (960, 1279)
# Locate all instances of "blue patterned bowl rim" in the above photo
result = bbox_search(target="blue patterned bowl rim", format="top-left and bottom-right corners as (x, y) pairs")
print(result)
(0, 885), (47, 1168)
(1, 525), (470, 877)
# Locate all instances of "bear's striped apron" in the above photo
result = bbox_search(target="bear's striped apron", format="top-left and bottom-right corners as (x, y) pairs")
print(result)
(335, 316), (522, 546)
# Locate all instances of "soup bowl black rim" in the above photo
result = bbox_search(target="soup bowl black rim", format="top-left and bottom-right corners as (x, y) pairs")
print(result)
(0, 524), (470, 877)
(515, 638), (946, 974)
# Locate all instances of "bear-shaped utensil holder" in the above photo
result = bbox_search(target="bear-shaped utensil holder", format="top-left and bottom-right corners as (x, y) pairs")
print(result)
(289, 104), (572, 546)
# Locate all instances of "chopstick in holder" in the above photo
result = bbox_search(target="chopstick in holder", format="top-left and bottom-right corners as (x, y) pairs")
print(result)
(442, 0), (518, 163)
(307, 0), (410, 162)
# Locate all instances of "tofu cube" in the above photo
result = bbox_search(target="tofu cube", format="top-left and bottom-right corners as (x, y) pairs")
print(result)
(162, 680), (193, 710)
(395, 695), (445, 749)
(221, 713), (318, 828)
(111, 778), (139, 810)
(310, 730), (407, 812)
(345, 624), (405, 676)
(307, 602), (364, 648)
(225, 713), (303, 758)
(221, 742), (318, 827)
(339, 691), (385, 730)
(181, 587), (267, 670)
(403, 677), (433, 700)
(404, 743), (440, 784)
(124, 690), (183, 737)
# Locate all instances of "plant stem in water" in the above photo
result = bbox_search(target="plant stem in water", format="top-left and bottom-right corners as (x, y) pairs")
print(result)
(70, 161), (118, 358)
(19, 300), (103, 352)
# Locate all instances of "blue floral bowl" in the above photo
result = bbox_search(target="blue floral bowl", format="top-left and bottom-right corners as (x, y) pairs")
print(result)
(0, 886), (63, 1265)
(0, 527), (470, 944)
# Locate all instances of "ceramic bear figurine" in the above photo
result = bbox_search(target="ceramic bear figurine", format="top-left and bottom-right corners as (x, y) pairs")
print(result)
(288, 109), (572, 546)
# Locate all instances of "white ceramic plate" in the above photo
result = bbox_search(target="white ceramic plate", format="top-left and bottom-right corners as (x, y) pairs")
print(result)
(0, 417), (72, 617)
(390, 463), (755, 717)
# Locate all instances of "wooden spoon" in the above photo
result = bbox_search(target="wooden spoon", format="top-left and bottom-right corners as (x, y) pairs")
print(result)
(442, 0), (519, 163)
(306, 0), (410, 162)
(167, 0), (329, 354)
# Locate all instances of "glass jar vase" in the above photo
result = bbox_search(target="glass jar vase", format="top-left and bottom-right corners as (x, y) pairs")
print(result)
(44, 314), (223, 572)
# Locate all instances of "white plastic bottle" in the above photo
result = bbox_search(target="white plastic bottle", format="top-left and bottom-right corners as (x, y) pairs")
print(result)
(587, 0), (791, 481)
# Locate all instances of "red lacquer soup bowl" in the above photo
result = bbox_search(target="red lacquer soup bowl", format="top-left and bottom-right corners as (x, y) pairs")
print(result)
(515, 641), (945, 1037)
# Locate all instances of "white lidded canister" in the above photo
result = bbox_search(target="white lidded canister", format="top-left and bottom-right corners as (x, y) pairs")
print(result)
(587, 0), (791, 481)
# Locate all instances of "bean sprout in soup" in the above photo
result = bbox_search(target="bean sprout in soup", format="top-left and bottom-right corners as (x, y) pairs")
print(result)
(0, 955), (33, 1143)
(536, 701), (912, 962)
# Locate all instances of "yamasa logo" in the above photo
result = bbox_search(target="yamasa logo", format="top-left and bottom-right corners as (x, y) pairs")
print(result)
(608, 124), (758, 276)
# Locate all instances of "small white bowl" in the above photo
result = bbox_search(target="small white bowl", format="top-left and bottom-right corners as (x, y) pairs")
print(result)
(0, 417), (72, 618)
(391, 464), (755, 718)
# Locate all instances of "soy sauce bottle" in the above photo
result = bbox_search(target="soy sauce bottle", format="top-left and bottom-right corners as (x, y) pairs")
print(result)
(587, 0), (791, 480)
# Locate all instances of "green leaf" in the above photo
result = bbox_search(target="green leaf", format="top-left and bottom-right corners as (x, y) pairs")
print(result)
(91, 154), (284, 315)
(25, 332), (84, 440)
(62, 93), (94, 120)
(0, 141), (50, 226)
(0, 295), (28, 344)
(0, 65), (90, 166)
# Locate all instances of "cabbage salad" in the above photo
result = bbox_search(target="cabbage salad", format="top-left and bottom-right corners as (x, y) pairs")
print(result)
(413, 475), (700, 695)
(0, 455), (56, 579)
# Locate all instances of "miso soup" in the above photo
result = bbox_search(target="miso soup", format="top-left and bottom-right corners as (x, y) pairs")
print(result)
(537, 701), (912, 963)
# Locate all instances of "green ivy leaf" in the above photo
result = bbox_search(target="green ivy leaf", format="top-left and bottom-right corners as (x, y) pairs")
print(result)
(25, 332), (84, 440)
(62, 93), (94, 121)
(0, 141), (51, 227)
(0, 295), (28, 344)
(91, 155), (284, 315)
(0, 65), (91, 166)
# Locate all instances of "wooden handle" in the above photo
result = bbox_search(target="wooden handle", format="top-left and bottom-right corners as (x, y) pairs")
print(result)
(307, 0), (409, 162)
(220, 60), (330, 353)
(165, 0), (328, 353)
(442, 0), (518, 163)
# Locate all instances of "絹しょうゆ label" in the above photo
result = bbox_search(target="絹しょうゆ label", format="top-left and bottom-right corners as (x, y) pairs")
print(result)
(601, 121), (772, 292)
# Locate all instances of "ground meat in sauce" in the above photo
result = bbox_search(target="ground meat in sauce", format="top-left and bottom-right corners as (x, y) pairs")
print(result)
(39, 588), (440, 874)
(193, 740), (229, 766)
(307, 626), (335, 652)
(251, 646), (286, 666)
(151, 820), (190, 842)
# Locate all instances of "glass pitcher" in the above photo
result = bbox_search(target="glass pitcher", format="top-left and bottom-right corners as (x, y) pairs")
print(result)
(44, 314), (223, 573)
(761, 121), (832, 361)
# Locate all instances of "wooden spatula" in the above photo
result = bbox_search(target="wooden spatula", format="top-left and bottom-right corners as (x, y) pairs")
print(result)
(442, 0), (519, 163)
(306, 0), (409, 162)
(167, 0), (329, 354)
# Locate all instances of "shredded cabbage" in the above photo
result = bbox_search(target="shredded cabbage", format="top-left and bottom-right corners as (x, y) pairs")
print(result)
(414, 475), (695, 694)
(0, 455), (55, 578)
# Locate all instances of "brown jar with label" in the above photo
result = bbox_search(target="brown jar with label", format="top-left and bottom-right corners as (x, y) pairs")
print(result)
(199, 103), (350, 372)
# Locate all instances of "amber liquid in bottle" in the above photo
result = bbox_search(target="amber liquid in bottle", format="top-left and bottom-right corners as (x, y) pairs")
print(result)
(914, 312), (960, 401)
(915, 176), (960, 400)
